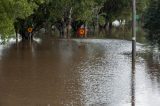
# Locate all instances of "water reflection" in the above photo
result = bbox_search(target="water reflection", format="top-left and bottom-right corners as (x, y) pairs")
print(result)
(135, 50), (160, 106)
(0, 38), (160, 106)
(0, 38), (85, 106)
(131, 60), (136, 106)
(0, 46), (3, 60)
(74, 39), (132, 106)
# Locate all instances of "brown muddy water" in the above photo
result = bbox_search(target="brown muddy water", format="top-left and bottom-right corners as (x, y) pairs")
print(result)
(0, 38), (160, 106)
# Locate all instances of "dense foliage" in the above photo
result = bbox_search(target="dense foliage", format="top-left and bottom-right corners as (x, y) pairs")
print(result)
(144, 0), (160, 35)
(144, 0), (160, 43)
(0, 0), (149, 39)
(0, 0), (44, 37)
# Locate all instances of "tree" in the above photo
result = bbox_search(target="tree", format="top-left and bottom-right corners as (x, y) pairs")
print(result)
(144, 0), (160, 43)
(47, 0), (101, 38)
(25, 0), (106, 38)
(0, 0), (44, 38)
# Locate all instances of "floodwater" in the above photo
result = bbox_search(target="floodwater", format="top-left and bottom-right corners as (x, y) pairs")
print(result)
(0, 38), (160, 106)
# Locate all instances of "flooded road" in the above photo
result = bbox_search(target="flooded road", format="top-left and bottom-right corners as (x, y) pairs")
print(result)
(0, 38), (160, 106)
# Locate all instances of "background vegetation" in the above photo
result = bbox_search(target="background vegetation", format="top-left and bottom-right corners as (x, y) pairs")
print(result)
(0, 0), (156, 42)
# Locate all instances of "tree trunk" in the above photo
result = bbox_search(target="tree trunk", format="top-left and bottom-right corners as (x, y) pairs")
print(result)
(108, 22), (112, 35)
(66, 7), (73, 39)
(104, 23), (108, 33)
(59, 19), (65, 38)
(66, 24), (71, 38)
(84, 22), (88, 38)
(94, 14), (99, 37)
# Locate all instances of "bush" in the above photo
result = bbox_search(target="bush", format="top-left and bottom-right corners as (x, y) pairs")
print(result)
(144, 0), (160, 38)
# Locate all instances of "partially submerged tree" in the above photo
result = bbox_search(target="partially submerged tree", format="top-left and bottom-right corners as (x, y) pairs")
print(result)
(100, 0), (131, 32)
(0, 0), (150, 40)
(35, 0), (104, 38)
(0, 0), (44, 39)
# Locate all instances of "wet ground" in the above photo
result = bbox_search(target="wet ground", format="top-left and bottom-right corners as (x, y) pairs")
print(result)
(0, 38), (160, 106)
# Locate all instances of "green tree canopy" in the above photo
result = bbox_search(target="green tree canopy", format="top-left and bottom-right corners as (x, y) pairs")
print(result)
(0, 0), (44, 36)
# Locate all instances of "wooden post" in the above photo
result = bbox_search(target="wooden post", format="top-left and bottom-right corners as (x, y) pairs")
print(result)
(131, 0), (136, 105)
(132, 0), (136, 62)
(131, 59), (136, 106)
